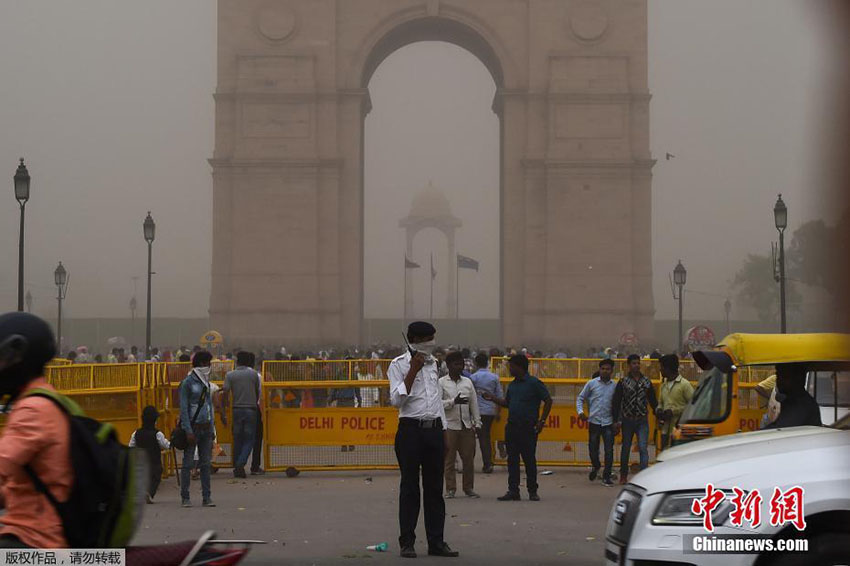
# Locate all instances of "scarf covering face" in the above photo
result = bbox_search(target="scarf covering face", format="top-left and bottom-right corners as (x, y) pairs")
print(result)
(194, 366), (212, 384)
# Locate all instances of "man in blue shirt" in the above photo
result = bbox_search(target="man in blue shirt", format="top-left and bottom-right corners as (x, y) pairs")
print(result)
(469, 352), (503, 474)
(576, 359), (617, 487)
(482, 354), (552, 501)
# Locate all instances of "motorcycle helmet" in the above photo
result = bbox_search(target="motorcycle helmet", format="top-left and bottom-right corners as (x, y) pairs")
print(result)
(0, 312), (56, 400)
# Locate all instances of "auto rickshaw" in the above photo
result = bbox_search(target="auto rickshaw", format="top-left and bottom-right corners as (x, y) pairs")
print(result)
(673, 333), (850, 445)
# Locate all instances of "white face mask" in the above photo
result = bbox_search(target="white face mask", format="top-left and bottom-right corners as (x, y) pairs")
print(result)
(195, 366), (212, 381)
(413, 340), (437, 356)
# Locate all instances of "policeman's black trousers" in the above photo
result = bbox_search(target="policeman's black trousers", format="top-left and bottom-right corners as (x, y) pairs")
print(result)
(394, 421), (446, 549)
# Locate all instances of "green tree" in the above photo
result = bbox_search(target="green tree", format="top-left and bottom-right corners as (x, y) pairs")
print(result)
(732, 253), (801, 323)
(786, 219), (838, 295)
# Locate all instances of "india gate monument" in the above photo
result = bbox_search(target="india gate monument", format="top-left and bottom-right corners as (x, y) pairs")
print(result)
(209, 0), (655, 347)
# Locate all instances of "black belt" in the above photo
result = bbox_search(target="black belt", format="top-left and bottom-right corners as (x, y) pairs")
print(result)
(399, 417), (443, 429)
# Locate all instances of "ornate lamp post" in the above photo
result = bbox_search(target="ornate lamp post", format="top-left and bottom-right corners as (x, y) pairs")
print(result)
(14, 159), (31, 311)
(773, 195), (788, 333)
(672, 260), (687, 353)
(54, 262), (68, 351)
(143, 212), (156, 360)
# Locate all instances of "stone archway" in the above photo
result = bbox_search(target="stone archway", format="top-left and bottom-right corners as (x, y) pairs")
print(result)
(210, 0), (655, 348)
(399, 183), (464, 319)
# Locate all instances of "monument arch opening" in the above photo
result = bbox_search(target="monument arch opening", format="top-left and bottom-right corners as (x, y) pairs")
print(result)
(362, 40), (501, 341)
(212, 1), (654, 349)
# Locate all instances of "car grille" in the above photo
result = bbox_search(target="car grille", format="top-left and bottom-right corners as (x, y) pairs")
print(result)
(607, 487), (643, 546)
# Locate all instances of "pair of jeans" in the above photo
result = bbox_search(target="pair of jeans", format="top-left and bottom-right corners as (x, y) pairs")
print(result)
(251, 409), (263, 471)
(394, 421), (446, 549)
(181, 424), (213, 501)
(477, 415), (496, 469)
(232, 407), (258, 468)
(619, 418), (649, 475)
(506, 421), (538, 494)
(588, 423), (614, 481)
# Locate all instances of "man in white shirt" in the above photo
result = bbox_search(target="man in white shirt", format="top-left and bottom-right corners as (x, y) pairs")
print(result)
(440, 351), (481, 499)
(387, 321), (458, 559)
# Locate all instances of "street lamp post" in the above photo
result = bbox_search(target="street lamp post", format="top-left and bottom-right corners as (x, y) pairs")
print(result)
(672, 260), (687, 353)
(54, 262), (68, 352)
(130, 296), (137, 349)
(14, 159), (31, 312)
(724, 298), (732, 336)
(143, 212), (156, 360)
(774, 194), (788, 333)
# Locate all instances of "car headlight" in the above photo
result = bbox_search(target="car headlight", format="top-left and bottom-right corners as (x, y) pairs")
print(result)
(652, 491), (735, 526)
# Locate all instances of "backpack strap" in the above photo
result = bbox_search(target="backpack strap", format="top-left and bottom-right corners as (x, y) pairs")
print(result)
(24, 464), (63, 512)
(24, 388), (84, 417)
(189, 380), (208, 426)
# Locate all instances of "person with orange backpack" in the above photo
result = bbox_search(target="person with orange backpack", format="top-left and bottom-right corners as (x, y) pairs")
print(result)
(0, 312), (69, 548)
(0, 312), (143, 549)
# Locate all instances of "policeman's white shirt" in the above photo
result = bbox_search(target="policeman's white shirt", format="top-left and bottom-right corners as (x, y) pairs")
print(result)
(387, 351), (447, 429)
(439, 375), (482, 431)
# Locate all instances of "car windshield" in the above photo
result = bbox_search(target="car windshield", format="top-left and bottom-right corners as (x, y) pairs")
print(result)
(679, 367), (730, 424)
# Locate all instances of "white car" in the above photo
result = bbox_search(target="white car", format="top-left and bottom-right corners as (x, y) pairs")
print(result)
(605, 416), (850, 565)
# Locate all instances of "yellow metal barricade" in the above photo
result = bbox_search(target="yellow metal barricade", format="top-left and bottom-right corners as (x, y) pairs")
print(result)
(2, 358), (768, 475)
(262, 379), (398, 472)
(43, 363), (144, 443)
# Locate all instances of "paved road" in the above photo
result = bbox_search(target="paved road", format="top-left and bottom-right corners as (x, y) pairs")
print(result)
(132, 467), (619, 565)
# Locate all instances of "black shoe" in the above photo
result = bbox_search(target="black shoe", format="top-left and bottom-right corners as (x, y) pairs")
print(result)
(428, 542), (459, 557)
(589, 468), (598, 482)
(234, 467), (247, 479)
(602, 478), (614, 487)
(482, 466), (494, 474)
(250, 468), (265, 475)
(400, 545), (417, 558)
(528, 491), (540, 501)
(497, 491), (521, 501)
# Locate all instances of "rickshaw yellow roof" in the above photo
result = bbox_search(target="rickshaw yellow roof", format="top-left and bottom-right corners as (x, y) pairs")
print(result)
(717, 333), (850, 366)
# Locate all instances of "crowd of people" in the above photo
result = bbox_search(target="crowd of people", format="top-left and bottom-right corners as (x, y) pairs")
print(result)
(56, 341), (687, 367)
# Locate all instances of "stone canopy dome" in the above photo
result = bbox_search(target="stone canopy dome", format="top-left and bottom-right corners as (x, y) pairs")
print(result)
(401, 182), (462, 228)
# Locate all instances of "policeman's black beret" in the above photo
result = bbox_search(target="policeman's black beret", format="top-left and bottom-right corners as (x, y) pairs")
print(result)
(407, 321), (436, 338)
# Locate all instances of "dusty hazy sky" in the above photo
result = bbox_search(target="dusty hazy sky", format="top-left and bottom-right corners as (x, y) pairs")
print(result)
(0, 1), (839, 324)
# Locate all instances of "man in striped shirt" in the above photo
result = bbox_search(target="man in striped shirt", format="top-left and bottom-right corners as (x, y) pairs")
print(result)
(612, 354), (658, 485)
